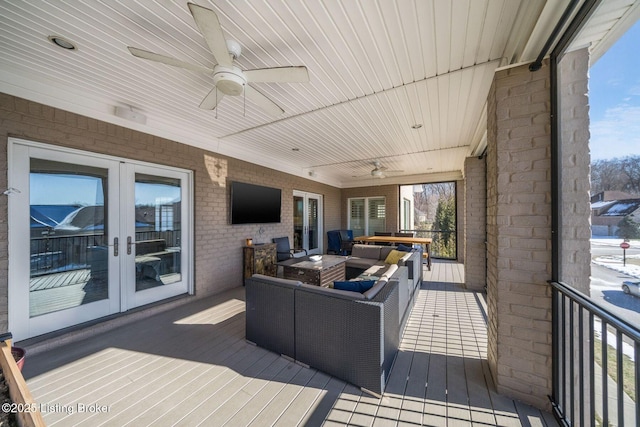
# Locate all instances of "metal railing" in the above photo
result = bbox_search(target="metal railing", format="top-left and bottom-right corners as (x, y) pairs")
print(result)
(400, 229), (457, 259)
(550, 281), (640, 427)
(30, 230), (181, 276)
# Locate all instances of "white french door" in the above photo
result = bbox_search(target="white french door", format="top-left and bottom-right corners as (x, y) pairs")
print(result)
(293, 190), (323, 255)
(8, 139), (192, 340)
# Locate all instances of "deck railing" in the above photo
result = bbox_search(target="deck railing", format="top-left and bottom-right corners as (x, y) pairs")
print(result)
(400, 229), (457, 259)
(550, 280), (639, 427)
(30, 230), (181, 276)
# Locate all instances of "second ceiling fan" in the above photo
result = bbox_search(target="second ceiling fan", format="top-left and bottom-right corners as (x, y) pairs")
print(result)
(128, 2), (309, 116)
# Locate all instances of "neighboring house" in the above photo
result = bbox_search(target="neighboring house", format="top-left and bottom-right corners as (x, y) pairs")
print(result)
(591, 191), (640, 236)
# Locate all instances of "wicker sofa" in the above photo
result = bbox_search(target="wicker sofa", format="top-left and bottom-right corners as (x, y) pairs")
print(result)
(245, 264), (414, 395)
(346, 243), (423, 288)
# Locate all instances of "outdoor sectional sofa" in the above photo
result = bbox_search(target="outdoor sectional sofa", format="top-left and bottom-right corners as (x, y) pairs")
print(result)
(245, 262), (419, 395)
(346, 243), (423, 288)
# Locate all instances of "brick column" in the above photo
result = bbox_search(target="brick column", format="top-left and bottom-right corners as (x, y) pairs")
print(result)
(457, 179), (465, 263)
(486, 60), (552, 409)
(464, 157), (486, 290)
(559, 48), (591, 294)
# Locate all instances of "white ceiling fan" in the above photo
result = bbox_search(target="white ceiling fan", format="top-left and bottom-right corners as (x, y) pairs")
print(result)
(357, 161), (404, 179)
(127, 2), (309, 116)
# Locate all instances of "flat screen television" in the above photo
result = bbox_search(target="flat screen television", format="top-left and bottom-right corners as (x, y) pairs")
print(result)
(230, 181), (282, 224)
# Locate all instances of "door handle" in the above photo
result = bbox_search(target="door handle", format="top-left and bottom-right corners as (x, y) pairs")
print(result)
(114, 237), (119, 257)
(127, 236), (133, 255)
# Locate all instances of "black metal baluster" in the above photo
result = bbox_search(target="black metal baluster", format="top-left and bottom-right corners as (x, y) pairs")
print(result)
(578, 307), (584, 427)
(590, 312), (595, 426)
(617, 331), (624, 427)
(561, 293), (567, 414)
(602, 320), (608, 426)
(636, 340), (639, 427)
(569, 299), (575, 424)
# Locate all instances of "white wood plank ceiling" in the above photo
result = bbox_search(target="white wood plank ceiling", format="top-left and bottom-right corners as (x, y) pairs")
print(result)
(0, 0), (638, 187)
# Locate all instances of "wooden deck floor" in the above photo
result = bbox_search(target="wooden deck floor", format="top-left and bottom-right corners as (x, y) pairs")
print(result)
(22, 260), (559, 426)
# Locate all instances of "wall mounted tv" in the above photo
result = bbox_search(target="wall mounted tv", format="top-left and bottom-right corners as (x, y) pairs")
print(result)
(230, 181), (282, 224)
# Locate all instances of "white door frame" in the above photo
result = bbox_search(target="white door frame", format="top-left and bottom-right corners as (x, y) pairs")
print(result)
(7, 138), (193, 340)
(293, 190), (323, 255)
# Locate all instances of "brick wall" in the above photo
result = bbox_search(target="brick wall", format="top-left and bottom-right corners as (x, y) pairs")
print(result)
(486, 60), (553, 409)
(0, 94), (341, 332)
(559, 48), (591, 294)
(456, 179), (465, 262)
(464, 157), (486, 290)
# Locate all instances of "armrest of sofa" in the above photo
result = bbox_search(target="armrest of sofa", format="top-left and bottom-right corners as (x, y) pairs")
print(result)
(294, 280), (399, 395)
(398, 250), (422, 288)
(245, 274), (300, 359)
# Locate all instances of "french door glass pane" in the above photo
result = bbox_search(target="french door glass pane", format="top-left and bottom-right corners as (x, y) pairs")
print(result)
(29, 159), (109, 317)
(307, 197), (319, 251)
(293, 195), (304, 251)
(134, 174), (182, 292)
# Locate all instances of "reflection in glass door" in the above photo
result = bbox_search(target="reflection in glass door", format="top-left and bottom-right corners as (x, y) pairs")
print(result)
(307, 196), (319, 253)
(293, 194), (304, 251)
(29, 160), (111, 318)
(123, 165), (190, 309)
(293, 190), (322, 255)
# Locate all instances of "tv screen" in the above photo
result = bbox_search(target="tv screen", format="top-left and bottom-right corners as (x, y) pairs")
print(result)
(230, 181), (282, 224)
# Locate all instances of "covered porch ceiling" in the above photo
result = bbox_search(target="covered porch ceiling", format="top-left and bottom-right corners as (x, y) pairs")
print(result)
(1, 0), (638, 188)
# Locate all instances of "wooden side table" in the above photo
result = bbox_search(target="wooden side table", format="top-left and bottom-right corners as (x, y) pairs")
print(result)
(243, 243), (277, 284)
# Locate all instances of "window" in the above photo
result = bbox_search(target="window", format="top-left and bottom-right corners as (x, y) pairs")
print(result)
(348, 197), (385, 236)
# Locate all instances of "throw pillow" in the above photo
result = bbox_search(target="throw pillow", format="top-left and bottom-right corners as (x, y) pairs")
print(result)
(384, 249), (406, 264)
(333, 280), (361, 292)
(357, 280), (376, 292)
(333, 279), (376, 293)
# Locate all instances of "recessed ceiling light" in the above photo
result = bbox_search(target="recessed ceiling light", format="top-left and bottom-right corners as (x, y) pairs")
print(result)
(48, 35), (77, 50)
(411, 124), (422, 129)
(292, 148), (300, 151)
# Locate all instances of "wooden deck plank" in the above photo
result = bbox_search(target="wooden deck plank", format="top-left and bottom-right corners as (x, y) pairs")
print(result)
(52, 317), (248, 426)
(219, 359), (303, 426)
(73, 317), (248, 426)
(247, 365), (318, 426)
(111, 341), (256, 427)
(140, 348), (281, 426)
(176, 353), (293, 425)
(272, 370), (333, 426)
(21, 260), (558, 427)
(125, 345), (277, 426)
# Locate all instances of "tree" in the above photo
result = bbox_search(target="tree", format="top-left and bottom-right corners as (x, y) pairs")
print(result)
(432, 195), (456, 258)
(591, 155), (640, 195)
(616, 216), (640, 240)
(620, 155), (640, 194)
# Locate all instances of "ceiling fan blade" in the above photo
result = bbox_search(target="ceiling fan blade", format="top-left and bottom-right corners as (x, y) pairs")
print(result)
(244, 85), (284, 116)
(199, 87), (224, 110)
(188, 3), (232, 67)
(128, 47), (213, 74)
(244, 66), (309, 83)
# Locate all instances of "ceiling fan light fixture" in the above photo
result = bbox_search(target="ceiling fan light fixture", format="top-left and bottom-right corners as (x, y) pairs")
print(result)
(213, 66), (246, 96)
(48, 35), (77, 50)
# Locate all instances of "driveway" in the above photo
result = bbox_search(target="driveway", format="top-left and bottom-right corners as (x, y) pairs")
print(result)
(590, 239), (640, 327)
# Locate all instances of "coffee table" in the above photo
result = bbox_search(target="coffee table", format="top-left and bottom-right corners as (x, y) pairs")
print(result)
(279, 255), (347, 287)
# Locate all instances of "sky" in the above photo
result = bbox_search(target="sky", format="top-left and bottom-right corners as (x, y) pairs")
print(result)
(31, 173), (179, 206)
(589, 19), (640, 161)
